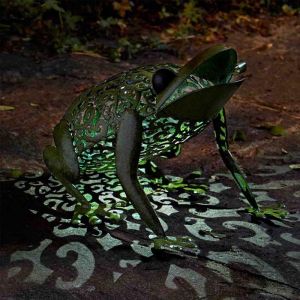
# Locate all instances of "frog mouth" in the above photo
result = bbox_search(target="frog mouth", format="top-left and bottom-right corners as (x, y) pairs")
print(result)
(156, 45), (243, 121)
(156, 78), (244, 121)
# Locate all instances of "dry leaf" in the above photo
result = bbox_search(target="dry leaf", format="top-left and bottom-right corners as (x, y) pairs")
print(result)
(289, 164), (300, 170)
(255, 123), (286, 136)
(254, 43), (273, 52)
(0, 105), (15, 111)
(269, 125), (286, 136)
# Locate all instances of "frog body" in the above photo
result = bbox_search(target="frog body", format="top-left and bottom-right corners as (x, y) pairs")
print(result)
(44, 45), (286, 246)
(64, 64), (210, 161)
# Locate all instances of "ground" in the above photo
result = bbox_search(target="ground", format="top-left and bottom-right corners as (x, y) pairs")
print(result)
(0, 16), (299, 299)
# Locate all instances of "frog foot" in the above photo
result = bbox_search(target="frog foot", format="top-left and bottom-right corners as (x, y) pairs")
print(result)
(72, 202), (122, 225)
(159, 174), (207, 194)
(247, 204), (288, 219)
(152, 236), (198, 253)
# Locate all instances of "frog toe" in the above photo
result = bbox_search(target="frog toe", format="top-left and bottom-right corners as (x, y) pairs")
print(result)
(71, 211), (84, 225)
(247, 204), (288, 219)
(106, 211), (123, 222)
(88, 215), (102, 225)
(153, 236), (198, 252)
(71, 218), (81, 225)
(72, 201), (124, 226)
(71, 202), (100, 225)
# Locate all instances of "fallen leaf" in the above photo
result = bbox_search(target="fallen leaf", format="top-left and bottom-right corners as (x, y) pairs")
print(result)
(254, 122), (273, 129)
(270, 125), (286, 136)
(72, 51), (104, 58)
(282, 4), (298, 16)
(255, 123), (286, 136)
(289, 164), (300, 170)
(74, 84), (88, 93)
(10, 169), (23, 178)
(253, 43), (273, 52)
(0, 105), (15, 111)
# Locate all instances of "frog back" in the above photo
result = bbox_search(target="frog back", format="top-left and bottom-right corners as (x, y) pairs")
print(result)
(63, 64), (179, 154)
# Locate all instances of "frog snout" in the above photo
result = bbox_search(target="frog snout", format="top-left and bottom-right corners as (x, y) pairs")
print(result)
(157, 79), (244, 121)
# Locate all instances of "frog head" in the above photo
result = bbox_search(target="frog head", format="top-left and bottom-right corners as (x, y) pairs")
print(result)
(153, 45), (245, 121)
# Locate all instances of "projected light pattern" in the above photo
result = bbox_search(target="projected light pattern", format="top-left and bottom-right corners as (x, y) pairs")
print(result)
(2, 151), (299, 298)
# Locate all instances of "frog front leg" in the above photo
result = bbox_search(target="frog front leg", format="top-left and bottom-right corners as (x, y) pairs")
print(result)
(43, 119), (114, 225)
(213, 109), (287, 219)
(116, 109), (165, 237)
(116, 110), (197, 250)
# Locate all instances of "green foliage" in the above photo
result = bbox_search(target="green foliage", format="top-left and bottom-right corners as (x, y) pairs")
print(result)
(0, 0), (83, 53)
(41, 0), (64, 13)
(176, 0), (205, 37)
(0, 0), (299, 56)
(282, 4), (300, 15)
(109, 38), (142, 62)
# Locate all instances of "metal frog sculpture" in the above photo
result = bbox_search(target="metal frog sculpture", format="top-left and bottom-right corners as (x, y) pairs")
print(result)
(44, 45), (286, 249)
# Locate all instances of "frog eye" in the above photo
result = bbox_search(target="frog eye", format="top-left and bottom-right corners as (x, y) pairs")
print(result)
(152, 69), (177, 94)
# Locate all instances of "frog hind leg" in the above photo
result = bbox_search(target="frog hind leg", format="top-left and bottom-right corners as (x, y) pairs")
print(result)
(213, 109), (259, 210)
(43, 119), (103, 225)
(116, 109), (165, 237)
